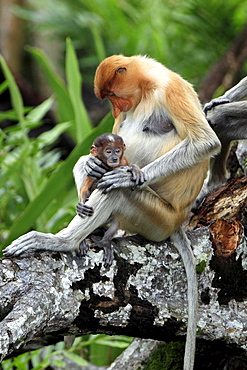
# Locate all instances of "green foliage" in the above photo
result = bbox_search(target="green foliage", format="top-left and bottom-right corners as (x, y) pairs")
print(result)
(14, 0), (247, 86)
(1, 335), (132, 369)
(0, 42), (113, 250)
(26, 38), (92, 141)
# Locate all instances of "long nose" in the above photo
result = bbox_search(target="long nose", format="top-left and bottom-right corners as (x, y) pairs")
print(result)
(94, 88), (105, 99)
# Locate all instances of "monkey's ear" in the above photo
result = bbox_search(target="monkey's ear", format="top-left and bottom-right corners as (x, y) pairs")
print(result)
(90, 145), (98, 156)
(116, 67), (127, 74)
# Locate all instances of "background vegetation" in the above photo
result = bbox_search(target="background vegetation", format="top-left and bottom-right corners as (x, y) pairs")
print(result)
(0, 0), (247, 368)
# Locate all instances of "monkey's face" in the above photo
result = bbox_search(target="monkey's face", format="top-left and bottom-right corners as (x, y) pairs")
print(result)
(90, 137), (126, 168)
(103, 146), (124, 167)
(94, 55), (143, 118)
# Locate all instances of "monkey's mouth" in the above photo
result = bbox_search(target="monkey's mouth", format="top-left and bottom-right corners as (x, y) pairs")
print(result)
(107, 162), (120, 168)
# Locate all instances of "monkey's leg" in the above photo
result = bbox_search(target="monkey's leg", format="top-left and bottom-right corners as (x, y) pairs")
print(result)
(4, 189), (116, 257)
(170, 227), (197, 370)
(91, 220), (119, 268)
(6, 187), (167, 257)
(5, 186), (186, 258)
(5, 185), (175, 257)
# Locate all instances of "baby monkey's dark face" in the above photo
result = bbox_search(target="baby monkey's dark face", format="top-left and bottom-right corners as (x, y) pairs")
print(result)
(103, 145), (123, 167)
(90, 133), (126, 169)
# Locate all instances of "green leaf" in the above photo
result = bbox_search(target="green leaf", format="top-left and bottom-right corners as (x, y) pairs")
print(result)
(0, 55), (25, 127)
(26, 96), (54, 124)
(27, 47), (76, 139)
(0, 79), (8, 94)
(90, 24), (106, 61)
(1, 113), (113, 249)
(0, 110), (19, 122)
(50, 360), (66, 367)
(96, 339), (130, 348)
(38, 121), (72, 147)
(65, 38), (92, 141)
(64, 353), (87, 366)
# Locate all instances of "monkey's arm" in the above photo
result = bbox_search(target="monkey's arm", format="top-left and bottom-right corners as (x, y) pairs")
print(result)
(195, 100), (247, 204)
(73, 155), (109, 195)
(98, 116), (220, 193)
(79, 177), (94, 203)
(98, 133), (219, 193)
(74, 155), (109, 217)
(73, 154), (109, 198)
(203, 77), (247, 189)
(223, 76), (247, 101)
(204, 76), (247, 112)
(76, 177), (95, 217)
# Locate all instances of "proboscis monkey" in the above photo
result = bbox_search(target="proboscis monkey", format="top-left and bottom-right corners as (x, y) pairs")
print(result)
(4, 55), (222, 370)
(195, 77), (247, 203)
(77, 132), (144, 266)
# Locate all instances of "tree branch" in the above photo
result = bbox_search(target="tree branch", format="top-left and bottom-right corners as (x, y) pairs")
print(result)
(1, 225), (247, 361)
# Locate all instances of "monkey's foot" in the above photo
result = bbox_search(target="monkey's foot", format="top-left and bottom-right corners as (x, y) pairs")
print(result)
(92, 240), (114, 268)
(76, 202), (94, 217)
(77, 239), (89, 257)
(203, 97), (230, 113)
(4, 231), (74, 257)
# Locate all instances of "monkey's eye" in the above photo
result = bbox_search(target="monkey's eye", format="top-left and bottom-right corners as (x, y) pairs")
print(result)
(105, 149), (113, 155)
(108, 92), (115, 97)
(115, 149), (122, 154)
(116, 67), (127, 73)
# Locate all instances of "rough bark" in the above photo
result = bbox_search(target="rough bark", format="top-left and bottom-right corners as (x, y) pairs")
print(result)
(1, 223), (247, 362)
(190, 176), (247, 229)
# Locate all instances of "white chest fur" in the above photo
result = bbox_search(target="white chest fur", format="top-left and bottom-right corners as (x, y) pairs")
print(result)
(118, 111), (176, 168)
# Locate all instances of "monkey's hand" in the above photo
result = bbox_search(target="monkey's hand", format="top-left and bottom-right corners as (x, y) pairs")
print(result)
(76, 202), (94, 218)
(85, 156), (109, 179)
(203, 97), (230, 113)
(128, 164), (147, 190)
(76, 239), (89, 257)
(92, 240), (114, 268)
(97, 166), (146, 193)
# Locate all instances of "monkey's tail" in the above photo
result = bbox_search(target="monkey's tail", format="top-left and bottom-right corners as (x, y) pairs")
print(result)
(170, 227), (198, 370)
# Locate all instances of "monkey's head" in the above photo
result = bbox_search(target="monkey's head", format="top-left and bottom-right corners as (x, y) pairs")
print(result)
(90, 133), (126, 168)
(94, 55), (155, 118)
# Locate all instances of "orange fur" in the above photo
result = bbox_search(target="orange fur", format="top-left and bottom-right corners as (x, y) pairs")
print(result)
(94, 55), (220, 239)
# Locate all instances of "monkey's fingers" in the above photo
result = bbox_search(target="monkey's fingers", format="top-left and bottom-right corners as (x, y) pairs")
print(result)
(203, 98), (230, 113)
(85, 156), (109, 179)
(127, 165), (146, 189)
(92, 241), (114, 268)
(3, 231), (42, 257)
(103, 244), (114, 268)
(98, 169), (133, 193)
(77, 239), (89, 257)
(76, 202), (94, 217)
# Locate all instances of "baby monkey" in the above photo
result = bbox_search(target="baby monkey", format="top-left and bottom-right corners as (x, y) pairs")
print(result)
(76, 133), (145, 266)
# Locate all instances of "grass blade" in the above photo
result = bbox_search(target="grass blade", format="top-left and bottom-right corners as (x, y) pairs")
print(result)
(65, 38), (92, 141)
(27, 47), (76, 139)
(0, 55), (25, 127)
